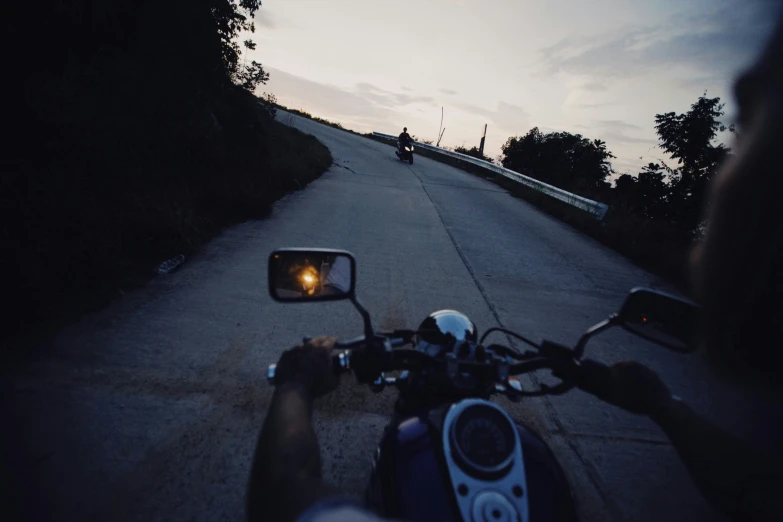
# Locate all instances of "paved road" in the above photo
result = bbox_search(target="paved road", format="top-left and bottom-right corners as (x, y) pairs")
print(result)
(3, 112), (780, 522)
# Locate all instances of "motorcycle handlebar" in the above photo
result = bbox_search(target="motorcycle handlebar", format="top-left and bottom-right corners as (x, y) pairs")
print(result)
(302, 331), (416, 350)
(268, 337), (596, 392)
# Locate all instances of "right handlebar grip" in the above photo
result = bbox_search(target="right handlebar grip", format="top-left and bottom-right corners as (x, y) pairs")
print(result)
(577, 359), (613, 400)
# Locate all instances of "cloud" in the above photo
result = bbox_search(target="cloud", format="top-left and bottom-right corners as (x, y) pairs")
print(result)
(400, 86), (413, 91)
(454, 102), (496, 120)
(254, 10), (277, 29)
(557, 121), (653, 145)
(582, 82), (607, 92)
(355, 83), (436, 107)
(612, 158), (649, 176)
(590, 119), (656, 146)
(453, 101), (531, 133)
(604, 132), (657, 145)
(573, 102), (617, 109)
(267, 69), (381, 119)
(539, 1), (782, 81)
(265, 68), (436, 132)
(439, 88), (459, 95)
(594, 120), (640, 131)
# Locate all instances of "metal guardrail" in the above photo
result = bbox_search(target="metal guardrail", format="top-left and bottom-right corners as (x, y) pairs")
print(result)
(372, 132), (609, 220)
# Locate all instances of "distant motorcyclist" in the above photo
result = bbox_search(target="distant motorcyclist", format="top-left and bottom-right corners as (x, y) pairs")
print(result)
(398, 127), (412, 152)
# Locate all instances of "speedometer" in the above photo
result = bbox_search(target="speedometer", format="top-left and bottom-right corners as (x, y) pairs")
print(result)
(451, 404), (517, 476)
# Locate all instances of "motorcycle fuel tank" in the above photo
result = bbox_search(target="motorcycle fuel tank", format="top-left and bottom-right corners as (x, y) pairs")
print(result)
(365, 402), (577, 522)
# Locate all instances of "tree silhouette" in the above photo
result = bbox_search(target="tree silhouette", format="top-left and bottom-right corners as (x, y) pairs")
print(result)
(236, 61), (270, 91)
(242, 39), (257, 69)
(614, 163), (669, 220)
(454, 145), (492, 162)
(652, 94), (732, 232)
(208, 0), (268, 89)
(500, 127), (614, 191)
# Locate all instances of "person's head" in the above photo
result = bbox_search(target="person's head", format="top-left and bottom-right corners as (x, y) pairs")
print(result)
(403, 127), (407, 132)
(691, 13), (783, 381)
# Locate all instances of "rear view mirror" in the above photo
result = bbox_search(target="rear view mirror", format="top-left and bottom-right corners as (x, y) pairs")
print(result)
(618, 288), (701, 353)
(269, 249), (356, 302)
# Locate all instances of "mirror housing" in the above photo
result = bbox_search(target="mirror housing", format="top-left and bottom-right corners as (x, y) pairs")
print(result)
(268, 248), (356, 302)
(617, 287), (701, 353)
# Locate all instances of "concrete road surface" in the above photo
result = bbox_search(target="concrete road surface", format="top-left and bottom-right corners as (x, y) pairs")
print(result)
(3, 112), (780, 522)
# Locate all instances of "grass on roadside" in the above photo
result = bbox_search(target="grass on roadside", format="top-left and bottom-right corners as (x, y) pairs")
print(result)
(2, 88), (332, 344)
(272, 104), (366, 137)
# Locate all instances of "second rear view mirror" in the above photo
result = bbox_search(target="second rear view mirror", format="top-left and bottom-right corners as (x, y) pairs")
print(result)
(617, 288), (701, 353)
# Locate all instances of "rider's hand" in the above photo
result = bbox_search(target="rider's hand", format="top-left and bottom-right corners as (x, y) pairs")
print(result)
(578, 360), (673, 417)
(274, 336), (339, 397)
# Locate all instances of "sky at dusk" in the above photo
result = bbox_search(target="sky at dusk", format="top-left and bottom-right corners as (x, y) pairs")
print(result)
(244, 0), (782, 174)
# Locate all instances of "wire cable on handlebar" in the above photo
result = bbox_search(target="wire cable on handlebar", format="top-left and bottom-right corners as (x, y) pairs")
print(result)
(479, 327), (539, 350)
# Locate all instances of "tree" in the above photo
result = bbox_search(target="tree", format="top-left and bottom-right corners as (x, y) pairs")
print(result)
(653, 94), (732, 232)
(609, 94), (733, 235)
(500, 127), (614, 191)
(236, 60), (270, 91)
(613, 163), (669, 221)
(242, 39), (257, 69)
(454, 145), (492, 162)
(207, 0), (268, 89)
(261, 92), (278, 118)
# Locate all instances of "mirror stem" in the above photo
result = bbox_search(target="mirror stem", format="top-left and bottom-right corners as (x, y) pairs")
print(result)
(351, 296), (376, 349)
(574, 314), (621, 358)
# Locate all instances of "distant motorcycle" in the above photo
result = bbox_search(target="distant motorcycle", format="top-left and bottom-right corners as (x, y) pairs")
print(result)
(267, 248), (701, 522)
(395, 141), (414, 164)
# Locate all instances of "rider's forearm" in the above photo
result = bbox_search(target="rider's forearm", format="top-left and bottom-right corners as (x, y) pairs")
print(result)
(651, 397), (782, 521)
(247, 382), (337, 522)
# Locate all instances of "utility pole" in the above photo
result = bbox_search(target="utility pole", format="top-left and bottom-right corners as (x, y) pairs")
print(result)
(479, 124), (487, 156)
(437, 107), (444, 147)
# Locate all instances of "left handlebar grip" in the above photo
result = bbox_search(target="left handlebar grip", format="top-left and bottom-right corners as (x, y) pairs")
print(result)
(267, 350), (351, 386)
(574, 359), (613, 400)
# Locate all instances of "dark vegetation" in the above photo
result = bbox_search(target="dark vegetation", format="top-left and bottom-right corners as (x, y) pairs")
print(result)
(2, 1), (332, 340)
(502, 95), (733, 287)
(454, 146), (494, 162)
(370, 95), (732, 288)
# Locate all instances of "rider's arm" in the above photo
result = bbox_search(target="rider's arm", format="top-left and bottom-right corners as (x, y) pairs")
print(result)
(650, 396), (783, 521)
(246, 338), (341, 522)
(578, 361), (783, 522)
(247, 381), (341, 521)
